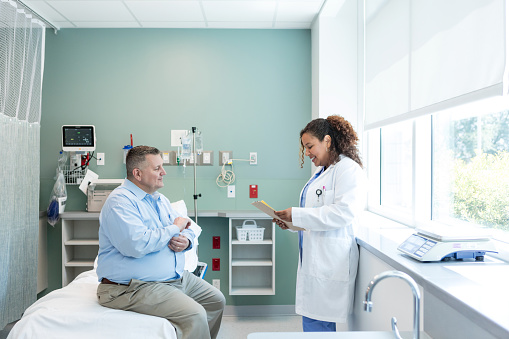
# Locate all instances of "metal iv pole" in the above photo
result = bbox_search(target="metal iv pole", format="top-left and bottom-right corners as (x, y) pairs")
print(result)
(192, 127), (201, 224)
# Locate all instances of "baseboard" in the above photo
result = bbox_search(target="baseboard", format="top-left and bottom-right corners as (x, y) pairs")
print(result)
(224, 305), (296, 317)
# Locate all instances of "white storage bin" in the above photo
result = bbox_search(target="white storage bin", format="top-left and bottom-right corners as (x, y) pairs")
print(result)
(236, 220), (265, 241)
(236, 226), (249, 241)
(247, 227), (265, 241)
(242, 220), (257, 228)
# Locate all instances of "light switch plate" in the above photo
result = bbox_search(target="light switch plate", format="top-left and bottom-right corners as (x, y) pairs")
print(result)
(227, 185), (235, 198)
(97, 153), (105, 165)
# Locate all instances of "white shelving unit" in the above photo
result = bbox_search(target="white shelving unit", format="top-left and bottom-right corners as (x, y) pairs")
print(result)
(60, 212), (100, 286)
(229, 217), (275, 295)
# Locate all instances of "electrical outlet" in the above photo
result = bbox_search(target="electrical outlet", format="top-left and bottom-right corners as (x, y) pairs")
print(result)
(162, 152), (170, 164)
(219, 151), (233, 165)
(161, 151), (177, 166)
(97, 153), (105, 165)
(250, 152), (257, 165)
(201, 151), (213, 165)
(212, 279), (220, 290)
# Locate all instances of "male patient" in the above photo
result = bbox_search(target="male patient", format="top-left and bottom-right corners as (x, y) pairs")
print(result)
(96, 145), (225, 339)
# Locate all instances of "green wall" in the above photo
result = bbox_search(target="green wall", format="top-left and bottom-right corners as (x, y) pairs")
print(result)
(40, 28), (311, 306)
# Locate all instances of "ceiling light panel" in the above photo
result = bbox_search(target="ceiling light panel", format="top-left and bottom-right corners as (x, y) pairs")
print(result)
(125, 1), (204, 22)
(47, 1), (135, 22)
(203, 1), (276, 22)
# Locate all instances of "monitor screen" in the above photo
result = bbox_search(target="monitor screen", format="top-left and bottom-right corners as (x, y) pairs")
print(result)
(62, 125), (95, 152)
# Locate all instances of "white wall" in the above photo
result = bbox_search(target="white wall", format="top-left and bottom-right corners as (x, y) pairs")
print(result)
(312, 0), (359, 130)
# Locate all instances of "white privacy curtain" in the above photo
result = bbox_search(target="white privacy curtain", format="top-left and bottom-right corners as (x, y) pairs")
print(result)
(0, 0), (45, 328)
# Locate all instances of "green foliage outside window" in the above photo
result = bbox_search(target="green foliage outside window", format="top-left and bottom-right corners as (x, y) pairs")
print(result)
(451, 111), (509, 231)
(453, 151), (509, 230)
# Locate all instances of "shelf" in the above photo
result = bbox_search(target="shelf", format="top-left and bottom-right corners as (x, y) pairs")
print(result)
(229, 217), (275, 295)
(232, 259), (272, 266)
(232, 240), (272, 245)
(230, 286), (275, 295)
(65, 259), (95, 267)
(60, 212), (100, 220)
(65, 239), (100, 246)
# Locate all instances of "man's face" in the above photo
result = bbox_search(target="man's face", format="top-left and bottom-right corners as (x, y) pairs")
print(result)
(135, 154), (166, 194)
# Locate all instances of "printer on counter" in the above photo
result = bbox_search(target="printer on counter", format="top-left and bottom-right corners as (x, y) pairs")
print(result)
(87, 179), (124, 212)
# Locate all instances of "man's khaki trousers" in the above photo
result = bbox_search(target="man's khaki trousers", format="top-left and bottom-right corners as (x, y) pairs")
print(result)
(97, 270), (225, 339)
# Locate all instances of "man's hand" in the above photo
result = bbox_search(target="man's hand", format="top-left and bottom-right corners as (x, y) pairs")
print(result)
(173, 217), (191, 232)
(169, 234), (190, 253)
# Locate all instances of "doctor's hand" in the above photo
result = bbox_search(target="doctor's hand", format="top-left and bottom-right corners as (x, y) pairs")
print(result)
(274, 208), (292, 222)
(273, 218), (289, 230)
(173, 217), (191, 232)
(169, 234), (189, 253)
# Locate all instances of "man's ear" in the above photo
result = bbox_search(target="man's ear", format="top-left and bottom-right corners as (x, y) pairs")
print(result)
(132, 168), (142, 181)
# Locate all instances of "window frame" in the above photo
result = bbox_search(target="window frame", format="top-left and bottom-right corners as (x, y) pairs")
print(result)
(365, 113), (509, 262)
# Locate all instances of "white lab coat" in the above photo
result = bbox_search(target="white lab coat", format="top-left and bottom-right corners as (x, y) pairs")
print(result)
(291, 155), (367, 323)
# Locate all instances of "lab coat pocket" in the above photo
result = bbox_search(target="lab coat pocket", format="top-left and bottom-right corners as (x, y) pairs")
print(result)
(322, 191), (334, 205)
(311, 237), (350, 282)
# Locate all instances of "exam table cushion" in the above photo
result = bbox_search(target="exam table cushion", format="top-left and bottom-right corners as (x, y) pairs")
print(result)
(7, 270), (177, 339)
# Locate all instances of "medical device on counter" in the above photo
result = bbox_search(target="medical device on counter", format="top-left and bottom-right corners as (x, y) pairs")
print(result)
(86, 179), (124, 212)
(398, 226), (497, 262)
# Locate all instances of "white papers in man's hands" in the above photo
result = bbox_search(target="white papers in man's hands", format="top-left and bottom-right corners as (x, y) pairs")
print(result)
(251, 200), (305, 231)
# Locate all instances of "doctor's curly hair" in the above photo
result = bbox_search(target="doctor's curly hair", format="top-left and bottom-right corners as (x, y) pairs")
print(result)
(299, 115), (363, 169)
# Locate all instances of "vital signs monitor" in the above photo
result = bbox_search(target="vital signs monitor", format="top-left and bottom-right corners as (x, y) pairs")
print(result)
(62, 125), (96, 152)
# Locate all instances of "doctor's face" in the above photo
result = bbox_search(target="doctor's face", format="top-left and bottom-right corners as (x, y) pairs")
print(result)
(301, 132), (332, 168)
(134, 154), (166, 194)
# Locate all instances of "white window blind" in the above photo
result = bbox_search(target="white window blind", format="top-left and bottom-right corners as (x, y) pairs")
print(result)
(365, 0), (507, 130)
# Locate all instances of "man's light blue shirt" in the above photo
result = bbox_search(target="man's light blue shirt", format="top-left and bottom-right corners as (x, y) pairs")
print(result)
(96, 179), (195, 284)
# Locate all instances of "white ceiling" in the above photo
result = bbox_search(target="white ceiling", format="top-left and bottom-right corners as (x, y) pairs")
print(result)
(21, 0), (326, 30)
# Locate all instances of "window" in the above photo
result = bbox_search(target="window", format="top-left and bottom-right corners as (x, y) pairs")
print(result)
(367, 96), (509, 246)
(380, 121), (413, 215)
(432, 102), (509, 239)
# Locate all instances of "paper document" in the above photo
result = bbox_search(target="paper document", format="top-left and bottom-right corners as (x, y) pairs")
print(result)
(251, 200), (305, 231)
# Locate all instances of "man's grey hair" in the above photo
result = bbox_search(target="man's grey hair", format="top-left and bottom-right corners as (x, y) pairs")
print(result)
(126, 146), (161, 179)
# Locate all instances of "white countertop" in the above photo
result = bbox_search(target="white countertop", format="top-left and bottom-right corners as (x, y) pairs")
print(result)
(355, 213), (509, 339)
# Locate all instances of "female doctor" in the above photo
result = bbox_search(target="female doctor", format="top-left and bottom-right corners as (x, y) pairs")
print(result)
(274, 115), (366, 332)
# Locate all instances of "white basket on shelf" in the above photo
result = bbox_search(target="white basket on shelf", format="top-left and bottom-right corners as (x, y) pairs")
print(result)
(235, 227), (249, 241)
(235, 220), (265, 241)
(247, 227), (265, 241)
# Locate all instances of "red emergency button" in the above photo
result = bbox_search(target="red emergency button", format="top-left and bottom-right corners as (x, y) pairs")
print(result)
(249, 185), (258, 198)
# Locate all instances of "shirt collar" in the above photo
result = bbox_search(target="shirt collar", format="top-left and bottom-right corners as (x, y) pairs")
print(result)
(123, 179), (161, 201)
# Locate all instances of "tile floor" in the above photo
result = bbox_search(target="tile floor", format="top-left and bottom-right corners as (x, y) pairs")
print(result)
(218, 315), (302, 338)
